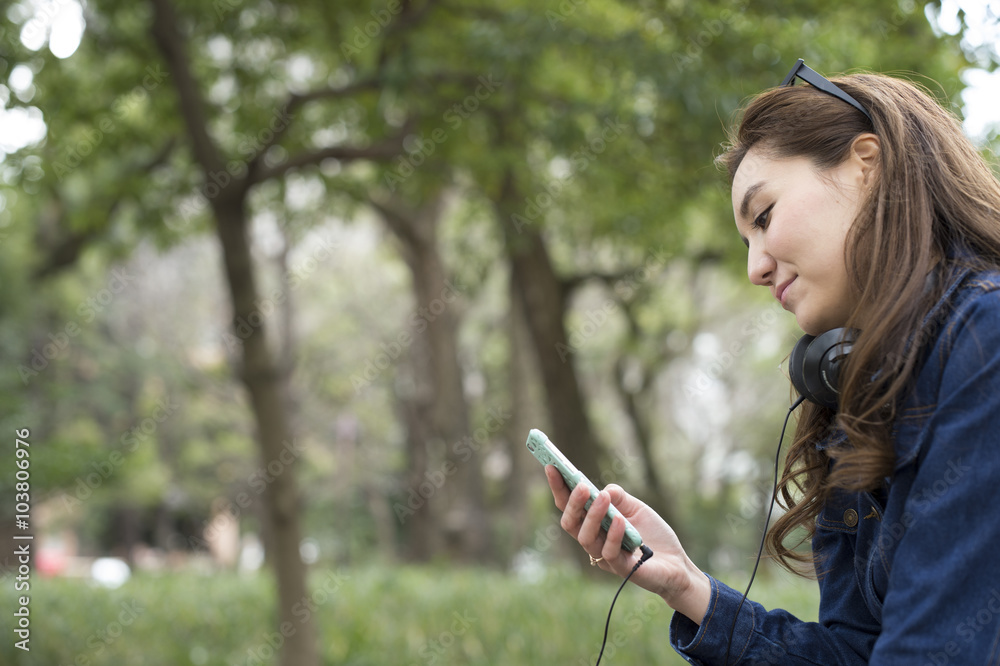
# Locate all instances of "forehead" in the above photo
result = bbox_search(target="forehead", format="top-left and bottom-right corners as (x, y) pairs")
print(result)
(732, 148), (773, 198)
(731, 149), (767, 216)
(731, 149), (812, 212)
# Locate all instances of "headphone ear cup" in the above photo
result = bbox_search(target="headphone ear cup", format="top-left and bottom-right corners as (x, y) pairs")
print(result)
(789, 328), (856, 410)
(789, 333), (817, 405)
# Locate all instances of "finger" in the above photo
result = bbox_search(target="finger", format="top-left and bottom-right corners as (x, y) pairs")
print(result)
(601, 516), (625, 560)
(601, 513), (628, 563)
(577, 488), (610, 550)
(545, 465), (570, 511)
(559, 482), (591, 536)
(604, 483), (647, 517)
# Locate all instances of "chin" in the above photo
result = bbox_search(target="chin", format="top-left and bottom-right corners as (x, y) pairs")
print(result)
(798, 314), (849, 337)
(796, 314), (830, 337)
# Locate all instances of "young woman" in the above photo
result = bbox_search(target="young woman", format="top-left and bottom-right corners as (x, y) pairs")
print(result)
(547, 60), (1000, 664)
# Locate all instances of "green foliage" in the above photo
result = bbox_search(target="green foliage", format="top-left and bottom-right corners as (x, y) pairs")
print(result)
(0, 565), (819, 665)
(0, 0), (992, 589)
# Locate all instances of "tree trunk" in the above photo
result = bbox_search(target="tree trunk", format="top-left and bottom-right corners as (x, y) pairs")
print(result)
(395, 366), (441, 561)
(501, 273), (545, 561)
(150, 2), (318, 663)
(214, 203), (319, 666)
(373, 194), (492, 563)
(613, 357), (679, 531)
(492, 168), (609, 574)
(493, 170), (603, 480)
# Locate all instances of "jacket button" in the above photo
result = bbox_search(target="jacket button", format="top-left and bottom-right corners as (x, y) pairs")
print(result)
(844, 509), (859, 527)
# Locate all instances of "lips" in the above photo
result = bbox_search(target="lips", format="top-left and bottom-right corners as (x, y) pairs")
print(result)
(775, 277), (796, 306)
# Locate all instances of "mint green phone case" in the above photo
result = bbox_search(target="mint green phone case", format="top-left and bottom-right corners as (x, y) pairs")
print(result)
(526, 428), (642, 553)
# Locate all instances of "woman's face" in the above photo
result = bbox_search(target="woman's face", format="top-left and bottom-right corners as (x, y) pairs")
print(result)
(731, 143), (874, 336)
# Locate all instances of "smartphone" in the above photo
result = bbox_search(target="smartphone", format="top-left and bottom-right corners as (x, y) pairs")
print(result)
(526, 428), (642, 553)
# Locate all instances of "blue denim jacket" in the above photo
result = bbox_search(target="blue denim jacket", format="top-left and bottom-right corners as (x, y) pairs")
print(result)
(670, 266), (1000, 664)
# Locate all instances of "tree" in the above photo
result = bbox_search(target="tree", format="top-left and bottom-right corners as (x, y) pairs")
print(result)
(369, 190), (492, 562)
(0, 3), (981, 661)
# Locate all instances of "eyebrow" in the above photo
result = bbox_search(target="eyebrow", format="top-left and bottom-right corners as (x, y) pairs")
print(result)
(739, 182), (765, 221)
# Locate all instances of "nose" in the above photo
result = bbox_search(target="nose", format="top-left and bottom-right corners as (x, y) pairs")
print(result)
(747, 242), (775, 286)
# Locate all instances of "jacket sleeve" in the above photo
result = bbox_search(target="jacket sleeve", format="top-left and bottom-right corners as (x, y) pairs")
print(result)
(669, 573), (874, 665)
(868, 292), (1000, 664)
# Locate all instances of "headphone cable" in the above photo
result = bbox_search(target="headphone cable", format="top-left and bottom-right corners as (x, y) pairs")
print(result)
(723, 395), (805, 665)
(594, 544), (654, 666)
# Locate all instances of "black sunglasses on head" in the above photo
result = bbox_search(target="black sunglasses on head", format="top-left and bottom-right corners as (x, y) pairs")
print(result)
(781, 58), (873, 124)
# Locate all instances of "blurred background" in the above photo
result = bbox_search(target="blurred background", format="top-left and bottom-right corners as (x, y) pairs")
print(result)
(0, 0), (997, 664)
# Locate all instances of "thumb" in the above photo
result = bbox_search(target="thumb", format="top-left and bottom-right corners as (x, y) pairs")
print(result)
(603, 484), (647, 515)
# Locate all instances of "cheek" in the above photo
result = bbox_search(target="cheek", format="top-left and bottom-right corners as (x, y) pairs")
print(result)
(763, 220), (797, 260)
(817, 186), (860, 240)
(782, 199), (845, 262)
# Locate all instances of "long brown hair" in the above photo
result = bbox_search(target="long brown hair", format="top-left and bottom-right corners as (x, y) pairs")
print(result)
(718, 72), (1000, 574)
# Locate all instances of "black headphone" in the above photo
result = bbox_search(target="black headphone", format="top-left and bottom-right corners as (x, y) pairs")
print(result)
(788, 327), (856, 410)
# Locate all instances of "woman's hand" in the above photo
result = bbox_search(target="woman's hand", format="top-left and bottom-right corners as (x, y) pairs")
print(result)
(545, 465), (712, 625)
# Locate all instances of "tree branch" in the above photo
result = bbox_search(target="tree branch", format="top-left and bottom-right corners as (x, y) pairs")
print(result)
(374, 0), (441, 71)
(244, 0), (446, 183)
(367, 197), (422, 251)
(367, 189), (449, 272)
(245, 65), (481, 185)
(250, 130), (407, 184)
(562, 270), (634, 297)
(149, 0), (233, 195)
(33, 137), (179, 280)
(245, 77), (385, 179)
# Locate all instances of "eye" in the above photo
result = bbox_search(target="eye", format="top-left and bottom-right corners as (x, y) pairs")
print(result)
(751, 204), (773, 231)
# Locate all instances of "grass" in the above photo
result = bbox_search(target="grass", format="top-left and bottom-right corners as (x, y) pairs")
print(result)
(0, 563), (819, 665)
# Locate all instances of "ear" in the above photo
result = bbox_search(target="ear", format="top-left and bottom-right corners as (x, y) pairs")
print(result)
(849, 133), (880, 186)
